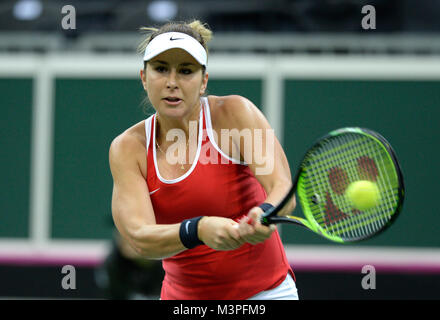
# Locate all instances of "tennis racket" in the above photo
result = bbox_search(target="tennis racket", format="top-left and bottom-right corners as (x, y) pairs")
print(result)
(261, 127), (404, 243)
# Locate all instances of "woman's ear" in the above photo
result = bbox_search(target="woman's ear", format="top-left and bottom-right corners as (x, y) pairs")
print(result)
(200, 71), (209, 95)
(140, 68), (147, 91)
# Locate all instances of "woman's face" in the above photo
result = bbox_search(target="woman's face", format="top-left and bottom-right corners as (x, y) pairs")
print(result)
(141, 48), (208, 119)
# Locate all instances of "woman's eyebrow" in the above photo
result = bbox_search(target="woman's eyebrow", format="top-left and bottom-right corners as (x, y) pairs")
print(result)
(152, 60), (168, 65)
(151, 60), (196, 67)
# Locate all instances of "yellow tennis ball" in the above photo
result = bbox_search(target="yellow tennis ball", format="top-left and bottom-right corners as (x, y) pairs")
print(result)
(345, 180), (380, 211)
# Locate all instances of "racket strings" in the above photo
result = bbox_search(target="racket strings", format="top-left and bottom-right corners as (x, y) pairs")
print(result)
(320, 136), (393, 237)
(326, 136), (395, 237)
(331, 135), (390, 237)
(301, 133), (399, 241)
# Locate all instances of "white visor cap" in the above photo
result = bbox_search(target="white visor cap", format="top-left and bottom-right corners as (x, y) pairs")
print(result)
(143, 32), (207, 67)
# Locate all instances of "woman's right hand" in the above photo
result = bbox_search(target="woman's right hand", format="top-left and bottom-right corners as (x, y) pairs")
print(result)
(197, 217), (245, 250)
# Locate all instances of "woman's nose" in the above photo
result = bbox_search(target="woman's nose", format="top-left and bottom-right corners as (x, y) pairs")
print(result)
(166, 69), (178, 89)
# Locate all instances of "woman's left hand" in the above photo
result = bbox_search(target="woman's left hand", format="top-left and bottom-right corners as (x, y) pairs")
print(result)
(236, 207), (276, 245)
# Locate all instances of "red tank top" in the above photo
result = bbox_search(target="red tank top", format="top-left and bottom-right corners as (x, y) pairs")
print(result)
(145, 97), (293, 300)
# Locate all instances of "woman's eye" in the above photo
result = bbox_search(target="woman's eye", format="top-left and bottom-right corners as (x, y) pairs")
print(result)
(155, 66), (167, 72)
(180, 68), (192, 75)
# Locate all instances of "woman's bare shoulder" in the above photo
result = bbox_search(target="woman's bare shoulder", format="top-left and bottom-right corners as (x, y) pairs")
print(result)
(109, 120), (147, 170)
(207, 95), (260, 129)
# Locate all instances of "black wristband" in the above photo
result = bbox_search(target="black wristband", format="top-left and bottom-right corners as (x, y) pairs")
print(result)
(179, 216), (204, 249)
(259, 202), (274, 212)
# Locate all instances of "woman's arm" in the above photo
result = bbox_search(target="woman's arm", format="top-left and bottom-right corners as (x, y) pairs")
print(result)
(109, 131), (244, 258)
(109, 132), (186, 259)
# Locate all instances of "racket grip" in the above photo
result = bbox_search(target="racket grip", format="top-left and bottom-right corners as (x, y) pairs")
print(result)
(259, 203), (275, 226)
(248, 217), (274, 226)
(260, 216), (271, 226)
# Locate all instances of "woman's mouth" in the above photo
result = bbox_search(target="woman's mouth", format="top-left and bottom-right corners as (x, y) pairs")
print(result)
(163, 97), (182, 106)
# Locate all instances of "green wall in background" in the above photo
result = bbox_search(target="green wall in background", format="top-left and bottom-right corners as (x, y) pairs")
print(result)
(0, 78), (33, 238)
(51, 79), (145, 239)
(208, 79), (262, 108)
(281, 80), (440, 247)
(2, 75), (439, 248)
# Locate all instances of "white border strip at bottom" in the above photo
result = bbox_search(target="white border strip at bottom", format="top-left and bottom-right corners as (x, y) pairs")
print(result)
(0, 240), (110, 266)
(285, 245), (440, 273)
(0, 241), (440, 273)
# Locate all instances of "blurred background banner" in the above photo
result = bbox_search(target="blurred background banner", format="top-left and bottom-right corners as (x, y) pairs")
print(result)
(1, 0), (440, 299)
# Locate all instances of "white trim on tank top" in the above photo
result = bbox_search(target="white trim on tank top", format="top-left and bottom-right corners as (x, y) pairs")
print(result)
(152, 105), (204, 184)
(145, 97), (247, 185)
(202, 96), (246, 165)
(144, 114), (153, 154)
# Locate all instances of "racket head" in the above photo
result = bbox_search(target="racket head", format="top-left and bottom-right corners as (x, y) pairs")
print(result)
(263, 127), (405, 243)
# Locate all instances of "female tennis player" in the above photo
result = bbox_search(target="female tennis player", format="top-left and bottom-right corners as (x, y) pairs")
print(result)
(109, 20), (298, 300)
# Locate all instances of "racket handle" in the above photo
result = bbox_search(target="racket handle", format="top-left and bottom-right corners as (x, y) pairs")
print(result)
(260, 209), (275, 226)
(260, 216), (271, 226)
